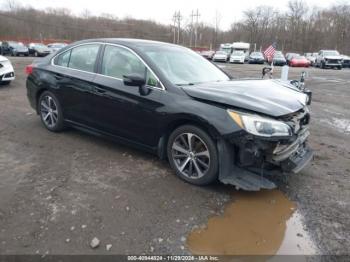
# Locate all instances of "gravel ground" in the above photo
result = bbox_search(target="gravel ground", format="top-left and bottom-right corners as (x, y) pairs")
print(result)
(0, 57), (349, 256)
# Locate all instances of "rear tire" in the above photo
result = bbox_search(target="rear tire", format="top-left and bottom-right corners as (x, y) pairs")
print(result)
(38, 91), (65, 132)
(167, 125), (219, 186)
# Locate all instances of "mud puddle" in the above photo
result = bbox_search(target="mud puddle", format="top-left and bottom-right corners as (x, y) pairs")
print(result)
(187, 189), (317, 255)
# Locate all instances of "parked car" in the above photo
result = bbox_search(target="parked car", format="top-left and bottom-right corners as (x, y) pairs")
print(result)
(341, 55), (350, 68)
(304, 53), (317, 66)
(0, 55), (15, 85)
(315, 50), (343, 69)
(248, 52), (265, 64)
(212, 51), (228, 62)
(289, 55), (310, 67)
(25, 39), (313, 190)
(285, 53), (299, 63)
(229, 51), (245, 64)
(2, 41), (29, 56)
(28, 43), (51, 57)
(200, 50), (215, 60)
(272, 52), (287, 66)
(47, 43), (67, 53)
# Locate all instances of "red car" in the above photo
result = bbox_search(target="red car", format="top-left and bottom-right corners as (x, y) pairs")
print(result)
(289, 55), (310, 67)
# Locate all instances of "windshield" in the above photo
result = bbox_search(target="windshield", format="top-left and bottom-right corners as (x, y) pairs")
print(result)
(274, 53), (284, 58)
(216, 51), (226, 55)
(11, 42), (23, 48)
(323, 51), (339, 56)
(232, 51), (244, 56)
(220, 48), (231, 54)
(251, 52), (263, 57)
(141, 46), (230, 86)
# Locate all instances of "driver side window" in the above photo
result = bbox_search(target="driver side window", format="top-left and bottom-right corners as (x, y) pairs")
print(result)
(101, 45), (159, 87)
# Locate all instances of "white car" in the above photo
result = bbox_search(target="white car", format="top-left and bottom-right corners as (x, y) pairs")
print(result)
(230, 51), (245, 64)
(47, 43), (67, 53)
(0, 55), (15, 85)
(212, 51), (228, 62)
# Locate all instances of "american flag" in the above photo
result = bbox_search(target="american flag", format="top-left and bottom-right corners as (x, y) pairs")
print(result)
(263, 42), (277, 61)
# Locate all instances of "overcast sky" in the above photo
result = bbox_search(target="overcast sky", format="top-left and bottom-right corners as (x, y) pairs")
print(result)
(0, 0), (342, 30)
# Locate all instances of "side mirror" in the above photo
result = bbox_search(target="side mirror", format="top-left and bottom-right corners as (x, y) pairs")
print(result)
(123, 74), (146, 87)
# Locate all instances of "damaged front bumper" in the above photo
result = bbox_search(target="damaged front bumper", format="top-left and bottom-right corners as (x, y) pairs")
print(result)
(217, 128), (313, 191)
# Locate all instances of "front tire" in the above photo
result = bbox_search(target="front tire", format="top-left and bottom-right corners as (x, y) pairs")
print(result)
(38, 91), (65, 132)
(167, 125), (219, 186)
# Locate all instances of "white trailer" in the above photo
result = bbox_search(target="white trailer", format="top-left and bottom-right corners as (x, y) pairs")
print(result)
(232, 42), (250, 60)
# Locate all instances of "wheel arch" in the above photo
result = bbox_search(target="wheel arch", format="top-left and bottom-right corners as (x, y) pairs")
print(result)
(157, 117), (220, 160)
(35, 88), (49, 113)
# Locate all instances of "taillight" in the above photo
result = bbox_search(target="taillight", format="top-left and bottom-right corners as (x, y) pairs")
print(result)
(25, 64), (34, 75)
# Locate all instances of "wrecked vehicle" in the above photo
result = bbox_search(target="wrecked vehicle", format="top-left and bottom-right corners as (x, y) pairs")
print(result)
(26, 39), (313, 191)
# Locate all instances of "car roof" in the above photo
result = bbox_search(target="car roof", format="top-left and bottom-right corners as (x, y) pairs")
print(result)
(71, 38), (180, 49)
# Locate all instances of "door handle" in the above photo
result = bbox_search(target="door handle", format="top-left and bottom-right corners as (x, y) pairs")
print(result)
(54, 74), (64, 80)
(94, 87), (106, 94)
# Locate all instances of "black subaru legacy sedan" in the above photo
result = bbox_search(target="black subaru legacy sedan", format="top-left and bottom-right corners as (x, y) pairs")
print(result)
(26, 39), (313, 191)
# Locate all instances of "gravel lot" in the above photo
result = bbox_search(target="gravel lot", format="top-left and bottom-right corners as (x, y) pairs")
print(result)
(0, 57), (349, 256)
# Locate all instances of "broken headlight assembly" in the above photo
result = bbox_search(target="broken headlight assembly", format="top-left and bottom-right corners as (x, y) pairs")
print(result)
(228, 110), (292, 137)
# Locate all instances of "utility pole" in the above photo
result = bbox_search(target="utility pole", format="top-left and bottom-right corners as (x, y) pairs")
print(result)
(177, 11), (182, 44)
(193, 9), (200, 48)
(172, 11), (182, 44)
(190, 10), (194, 47)
(172, 12), (177, 44)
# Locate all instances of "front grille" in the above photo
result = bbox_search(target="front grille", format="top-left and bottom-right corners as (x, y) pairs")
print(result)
(327, 59), (339, 64)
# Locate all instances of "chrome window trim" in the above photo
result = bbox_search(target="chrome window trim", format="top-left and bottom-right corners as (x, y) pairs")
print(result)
(51, 42), (165, 91)
(51, 42), (101, 76)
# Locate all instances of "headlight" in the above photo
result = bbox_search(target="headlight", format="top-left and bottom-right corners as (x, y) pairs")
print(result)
(227, 110), (292, 137)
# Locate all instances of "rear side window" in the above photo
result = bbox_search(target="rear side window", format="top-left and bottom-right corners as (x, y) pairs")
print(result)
(69, 44), (100, 73)
(54, 44), (100, 73)
(56, 50), (71, 67)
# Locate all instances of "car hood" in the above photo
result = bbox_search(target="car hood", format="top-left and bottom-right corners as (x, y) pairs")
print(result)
(15, 46), (28, 51)
(231, 55), (245, 59)
(273, 57), (286, 60)
(324, 55), (342, 59)
(0, 55), (8, 62)
(181, 79), (307, 117)
(36, 47), (50, 52)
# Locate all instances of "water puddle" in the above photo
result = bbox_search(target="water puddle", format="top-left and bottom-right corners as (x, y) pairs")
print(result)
(187, 189), (317, 255)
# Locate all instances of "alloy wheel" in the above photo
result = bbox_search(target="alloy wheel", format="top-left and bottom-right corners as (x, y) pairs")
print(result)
(171, 133), (210, 179)
(40, 95), (58, 128)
